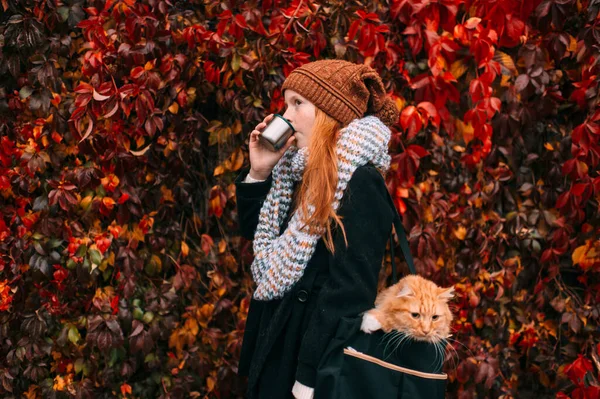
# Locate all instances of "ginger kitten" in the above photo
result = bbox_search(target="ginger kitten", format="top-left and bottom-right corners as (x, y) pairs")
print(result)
(361, 275), (454, 344)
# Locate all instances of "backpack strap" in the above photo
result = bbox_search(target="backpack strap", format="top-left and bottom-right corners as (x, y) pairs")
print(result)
(385, 189), (417, 283)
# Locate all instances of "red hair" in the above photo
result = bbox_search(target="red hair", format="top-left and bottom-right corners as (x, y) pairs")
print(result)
(293, 108), (347, 254)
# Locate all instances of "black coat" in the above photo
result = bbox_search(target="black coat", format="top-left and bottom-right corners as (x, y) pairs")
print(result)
(235, 164), (395, 399)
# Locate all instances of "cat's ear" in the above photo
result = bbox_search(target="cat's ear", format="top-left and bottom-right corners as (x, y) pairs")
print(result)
(437, 286), (455, 301)
(396, 285), (414, 298)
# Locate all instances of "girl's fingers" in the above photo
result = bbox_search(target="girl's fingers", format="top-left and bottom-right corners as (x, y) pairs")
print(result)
(278, 135), (295, 154)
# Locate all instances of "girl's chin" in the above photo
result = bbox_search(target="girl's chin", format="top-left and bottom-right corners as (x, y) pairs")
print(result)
(294, 138), (307, 148)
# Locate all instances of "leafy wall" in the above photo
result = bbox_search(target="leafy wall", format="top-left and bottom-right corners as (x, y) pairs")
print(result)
(0, 0), (599, 398)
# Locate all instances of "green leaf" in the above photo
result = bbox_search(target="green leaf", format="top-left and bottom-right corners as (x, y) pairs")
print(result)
(47, 238), (63, 249)
(145, 353), (156, 363)
(57, 6), (69, 22)
(74, 358), (84, 374)
(19, 86), (33, 99)
(231, 53), (241, 73)
(108, 348), (119, 367)
(68, 325), (81, 344)
(76, 244), (88, 257)
(89, 249), (102, 266)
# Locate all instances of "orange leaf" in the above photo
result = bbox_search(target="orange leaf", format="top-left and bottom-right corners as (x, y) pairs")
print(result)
(224, 148), (244, 172)
(453, 226), (467, 240)
(161, 186), (175, 203)
(51, 131), (63, 143)
(120, 383), (132, 396)
(206, 375), (216, 392)
(213, 165), (225, 176)
(455, 119), (474, 145)
(450, 60), (468, 79)
(168, 102), (179, 114)
(232, 119), (242, 135)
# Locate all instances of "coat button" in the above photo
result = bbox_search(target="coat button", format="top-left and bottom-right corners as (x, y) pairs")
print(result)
(297, 289), (309, 303)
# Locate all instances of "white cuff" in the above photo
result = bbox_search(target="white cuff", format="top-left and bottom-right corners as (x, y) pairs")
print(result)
(292, 380), (314, 399)
(243, 173), (266, 183)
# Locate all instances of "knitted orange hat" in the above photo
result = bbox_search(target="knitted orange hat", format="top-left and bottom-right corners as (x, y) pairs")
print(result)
(281, 59), (399, 127)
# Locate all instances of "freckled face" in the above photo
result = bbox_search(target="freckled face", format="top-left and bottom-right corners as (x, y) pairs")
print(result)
(282, 89), (316, 149)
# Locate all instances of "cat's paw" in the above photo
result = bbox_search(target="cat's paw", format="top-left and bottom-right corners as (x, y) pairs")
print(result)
(360, 312), (382, 334)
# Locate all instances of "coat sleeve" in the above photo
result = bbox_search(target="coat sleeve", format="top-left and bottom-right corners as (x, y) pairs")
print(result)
(235, 167), (273, 240)
(294, 165), (394, 387)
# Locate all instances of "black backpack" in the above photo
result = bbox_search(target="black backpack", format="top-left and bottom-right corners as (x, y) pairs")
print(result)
(314, 190), (448, 399)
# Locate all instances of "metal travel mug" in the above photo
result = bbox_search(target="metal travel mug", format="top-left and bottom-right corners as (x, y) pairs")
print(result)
(258, 114), (295, 151)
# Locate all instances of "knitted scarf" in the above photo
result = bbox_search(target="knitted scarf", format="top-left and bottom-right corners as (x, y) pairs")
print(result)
(251, 116), (392, 300)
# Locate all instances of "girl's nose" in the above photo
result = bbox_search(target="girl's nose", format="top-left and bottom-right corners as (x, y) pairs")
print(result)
(282, 110), (293, 124)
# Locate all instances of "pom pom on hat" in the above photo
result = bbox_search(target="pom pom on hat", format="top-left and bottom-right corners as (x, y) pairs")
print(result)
(373, 97), (399, 127)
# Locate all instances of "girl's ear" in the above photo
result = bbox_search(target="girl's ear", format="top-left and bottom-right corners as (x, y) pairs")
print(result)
(437, 286), (455, 301)
(396, 284), (414, 298)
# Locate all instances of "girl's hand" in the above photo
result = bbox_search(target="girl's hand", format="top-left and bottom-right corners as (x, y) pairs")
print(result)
(248, 114), (296, 180)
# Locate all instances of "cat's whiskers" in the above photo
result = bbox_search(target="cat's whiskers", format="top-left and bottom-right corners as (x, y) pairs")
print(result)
(381, 330), (405, 359)
(446, 343), (460, 370)
(392, 332), (413, 354)
(438, 337), (460, 370)
(384, 330), (410, 359)
(444, 336), (476, 358)
(432, 338), (446, 370)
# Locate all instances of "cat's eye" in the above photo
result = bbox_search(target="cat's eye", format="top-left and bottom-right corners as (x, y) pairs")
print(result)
(411, 313), (420, 319)
(432, 315), (439, 320)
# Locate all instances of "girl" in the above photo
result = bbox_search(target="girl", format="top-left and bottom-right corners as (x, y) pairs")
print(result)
(235, 59), (399, 398)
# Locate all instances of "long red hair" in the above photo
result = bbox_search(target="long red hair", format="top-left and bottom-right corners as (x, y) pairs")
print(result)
(292, 108), (347, 253)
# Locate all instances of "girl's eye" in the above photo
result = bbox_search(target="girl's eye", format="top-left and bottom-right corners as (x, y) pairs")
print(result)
(432, 315), (439, 320)
(295, 99), (302, 106)
(411, 313), (420, 319)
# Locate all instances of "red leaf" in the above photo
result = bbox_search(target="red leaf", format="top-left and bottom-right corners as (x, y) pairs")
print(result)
(400, 106), (423, 140)
(406, 144), (429, 158)
(571, 183), (588, 197)
(201, 234), (214, 255)
(564, 354), (593, 385)
(417, 101), (440, 127)
(555, 191), (570, 209)
(234, 14), (247, 28)
(79, 118), (94, 143)
(131, 67), (145, 80)
(102, 100), (120, 119)
(74, 83), (93, 94)
(355, 10), (368, 19)
(348, 20), (360, 42)
(69, 106), (87, 122)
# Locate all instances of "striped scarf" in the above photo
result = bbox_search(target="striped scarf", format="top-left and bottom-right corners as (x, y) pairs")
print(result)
(251, 116), (392, 300)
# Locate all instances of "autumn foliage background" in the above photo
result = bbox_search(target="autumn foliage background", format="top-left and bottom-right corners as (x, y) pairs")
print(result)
(1, 0), (600, 397)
